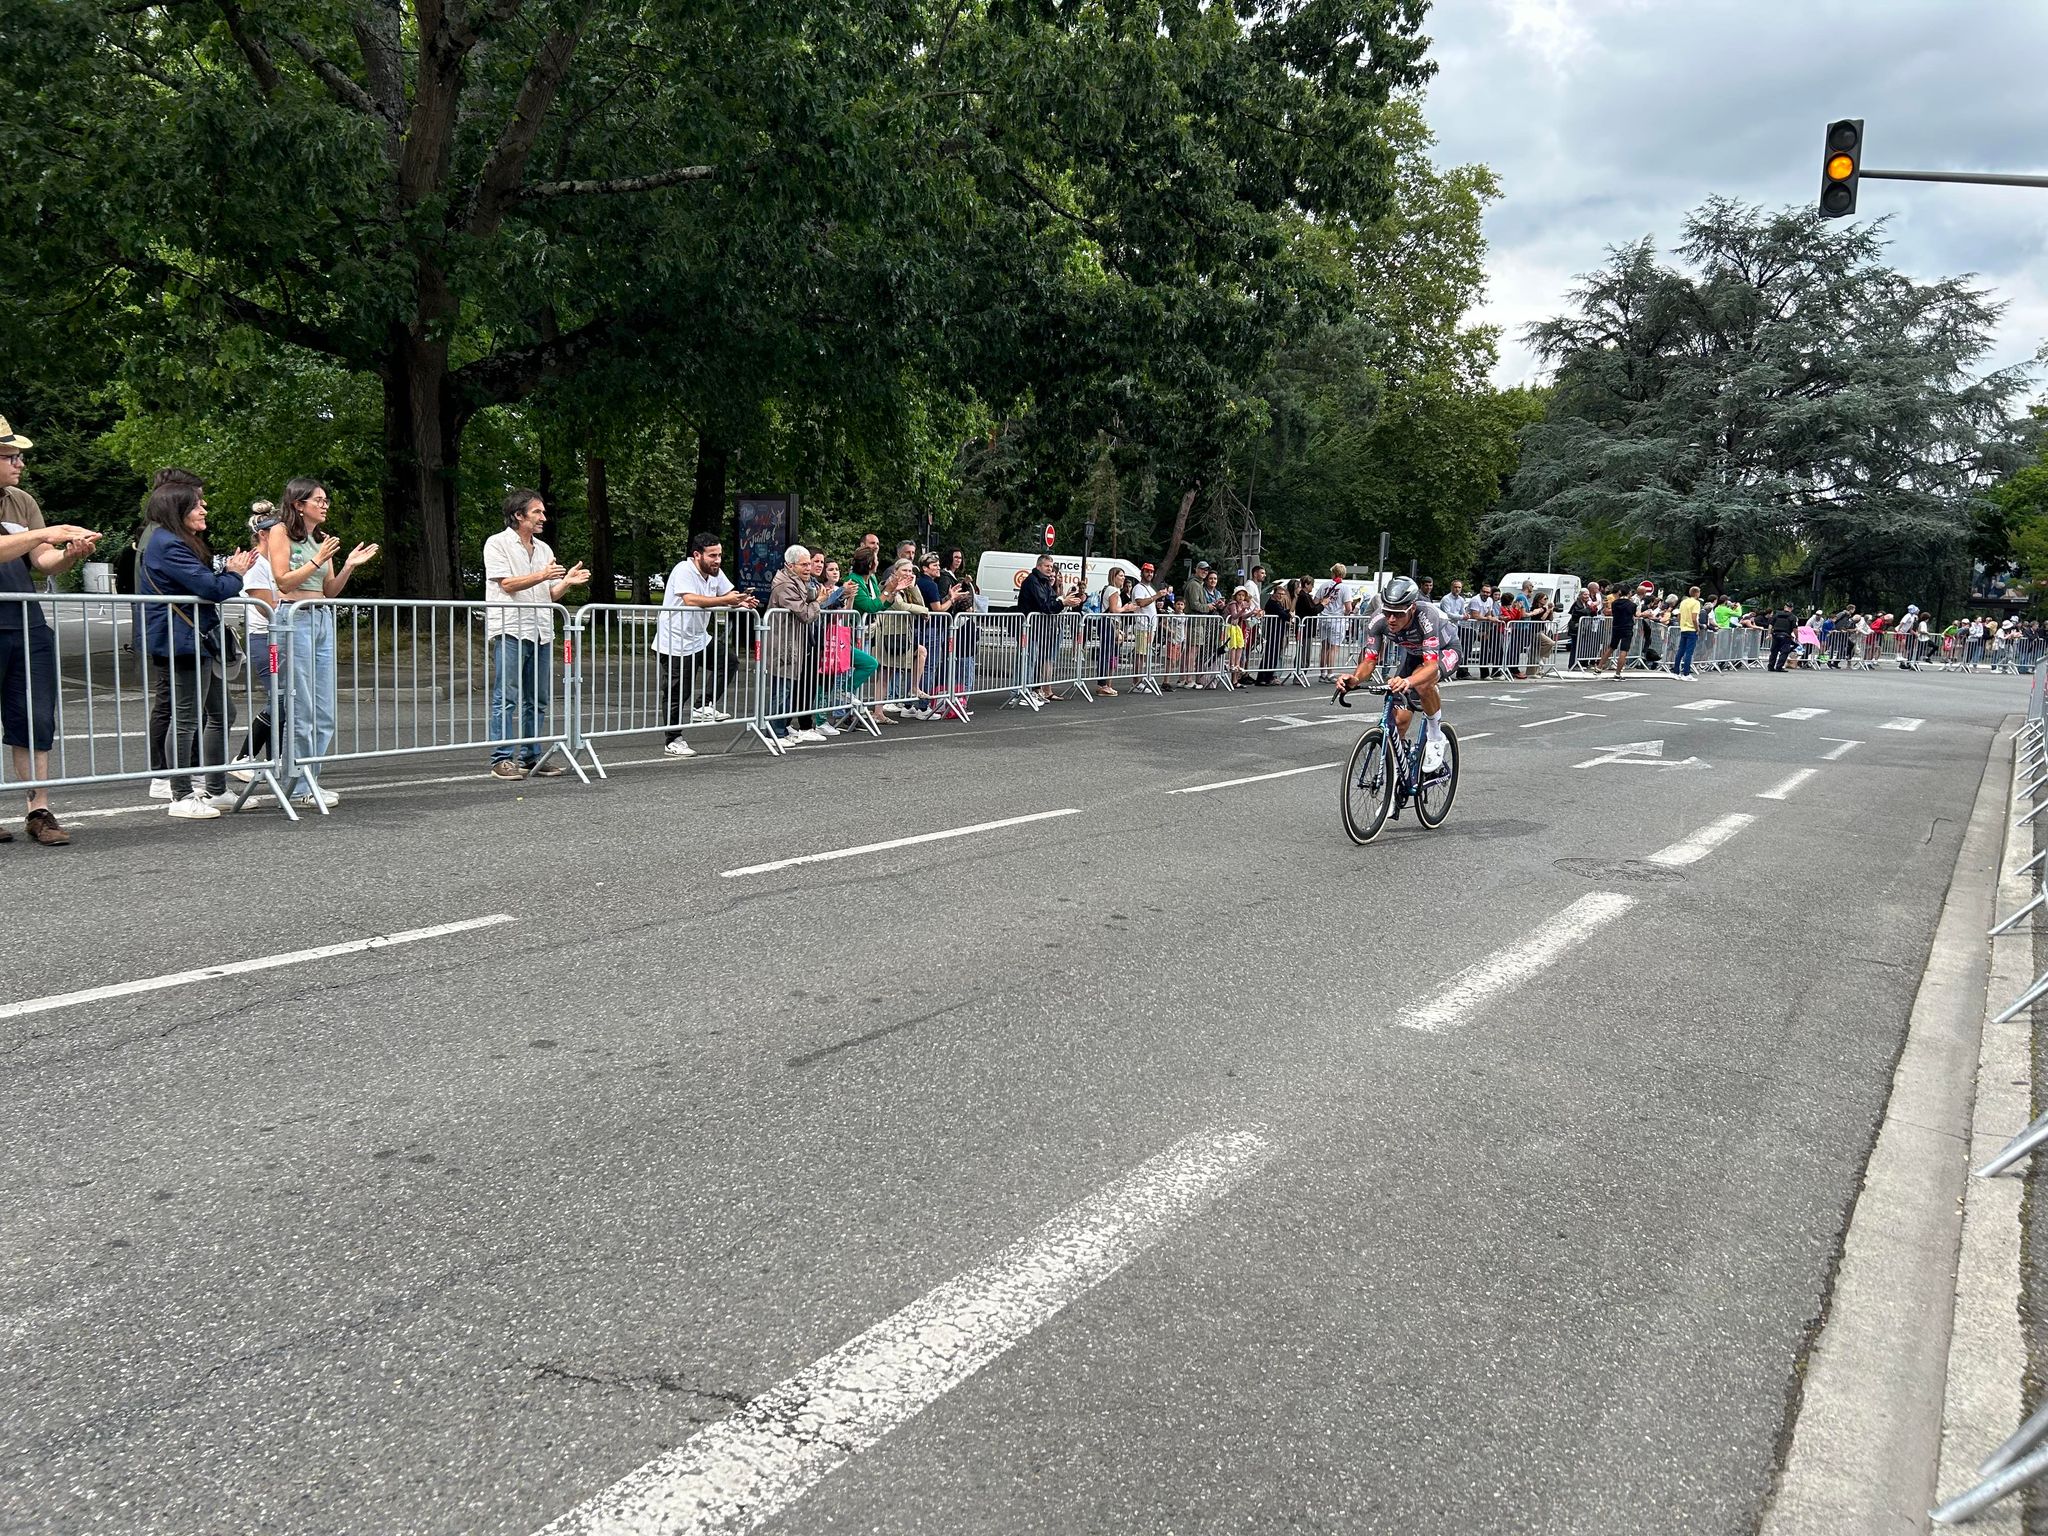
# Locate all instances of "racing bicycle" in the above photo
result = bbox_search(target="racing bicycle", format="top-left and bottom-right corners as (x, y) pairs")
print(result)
(1334, 681), (1460, 844)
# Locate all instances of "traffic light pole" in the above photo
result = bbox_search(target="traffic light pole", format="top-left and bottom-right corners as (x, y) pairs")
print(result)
(1860, 167), (2048, 190)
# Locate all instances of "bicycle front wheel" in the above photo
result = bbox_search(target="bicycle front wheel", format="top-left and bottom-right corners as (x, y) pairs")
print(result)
(1340, 727), (1394, 845)
(1415, 724), (1460, 829)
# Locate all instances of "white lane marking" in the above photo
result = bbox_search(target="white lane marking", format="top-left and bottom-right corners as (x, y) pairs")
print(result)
(1774, 708), (1829, 720)
(1401, 893), (1637, 1034)
(1673, 698), (1733, 711)
(1575, 739), (1709, 770)
(1518, 711), (1599, 730)
(721, 809), (1081, 878)
(1756, 768), (1821, 801)
(531, 1124), (1279, 1536)
(1820, 738), (1862, 761)
(1586, 691), (1645, 702)
(1166, 763), (1335, 796)
(1881, 717), (1924, 732)
(1646, 813), (1756, 868)
(1461, 732), (1494, 741)
(0, 915), (516, 1023)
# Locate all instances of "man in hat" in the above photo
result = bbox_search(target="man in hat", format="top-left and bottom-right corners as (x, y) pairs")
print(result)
(1125, 560), (1168, 689)
(0, 416), (103, 845)
(1183, 560), (1215, 616)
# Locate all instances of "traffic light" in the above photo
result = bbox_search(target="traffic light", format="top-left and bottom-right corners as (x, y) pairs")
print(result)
(1820, 119), (1862, 218)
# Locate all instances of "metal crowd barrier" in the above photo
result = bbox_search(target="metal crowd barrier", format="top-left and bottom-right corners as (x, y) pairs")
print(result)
(0, 591), (293, 817)
(570, 602), (771, 767)
(285, 598), (585, 808)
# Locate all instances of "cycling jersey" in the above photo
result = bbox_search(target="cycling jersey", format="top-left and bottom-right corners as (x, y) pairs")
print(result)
(1358, 601), (1458, 669)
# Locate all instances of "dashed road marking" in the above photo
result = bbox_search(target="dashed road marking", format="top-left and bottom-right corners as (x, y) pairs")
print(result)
(1820, 739), (1862, 761)
(1673, 698), (1733, 711)
(1756, 768), (1821, 801)
(1646, 813), (1755, 868)
(0, 915), (517, 1023)
(1774, 708), (1829, 720)
(1518, 712), (1601, 730)
(1586, 691), (1646, 702)
(1167, 763), (1335, 796)
(530, 1124), (1280, 1536)
(1881, 717), (1925, 732)
(1401, 892), (1637, 1033)
(722, 809), (1081, 875)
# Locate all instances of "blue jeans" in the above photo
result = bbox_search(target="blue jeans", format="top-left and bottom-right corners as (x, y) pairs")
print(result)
(1673, 630), (1697, 675)
(282, 604), (336, 797)
(488, 634), (552, 763)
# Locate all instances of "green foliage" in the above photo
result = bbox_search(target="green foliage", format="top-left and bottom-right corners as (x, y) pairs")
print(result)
(1498, 200), (2035, 609)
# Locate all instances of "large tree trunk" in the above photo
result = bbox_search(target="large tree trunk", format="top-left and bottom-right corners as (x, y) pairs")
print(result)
(378, 327), (462, 599)
(689, 440), (730, 539)
(1159, 483), (1199, 582)
(586, 452), (615, 600)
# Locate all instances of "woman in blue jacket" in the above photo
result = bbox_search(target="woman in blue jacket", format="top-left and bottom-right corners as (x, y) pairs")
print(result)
(138, 477), (255, 821)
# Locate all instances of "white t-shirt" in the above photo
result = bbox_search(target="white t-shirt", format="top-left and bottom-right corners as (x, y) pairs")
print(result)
(1129, 581), (1158, 633)
(654, 559), (734, 657)
(482, 528), (557, 642)
(240, 554), (278, 636)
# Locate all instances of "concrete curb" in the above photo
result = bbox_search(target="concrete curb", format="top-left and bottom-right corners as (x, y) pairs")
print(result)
(1929, 716), (2034, 1529)
(1759, 713), (2015, 1535)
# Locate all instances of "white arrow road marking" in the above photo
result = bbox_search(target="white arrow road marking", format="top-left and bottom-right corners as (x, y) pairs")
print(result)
(1401, 892), (1637, 1034)
(1820, 738), (1862, 760)
(1881, 717), (1924, 732)
(1756, 768), (1821, 801)
(1775, 708), (1829, 720)
(1574, 740), (1710, 770)
(530, 1124), (1280, 1536)
(1646, 813), (1755, 868)
(1673, 698), (1733, 711)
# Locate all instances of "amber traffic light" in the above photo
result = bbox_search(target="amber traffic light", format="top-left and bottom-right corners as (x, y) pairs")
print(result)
(1821, 119), (1862, 218)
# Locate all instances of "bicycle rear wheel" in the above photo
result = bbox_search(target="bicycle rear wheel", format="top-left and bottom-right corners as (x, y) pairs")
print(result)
(1415, 724), (1460, 828)
(1340, 727), (1394, 845)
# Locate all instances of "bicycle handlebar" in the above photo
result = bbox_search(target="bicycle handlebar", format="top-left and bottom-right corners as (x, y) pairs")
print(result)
(1332, 681), (1399, 707)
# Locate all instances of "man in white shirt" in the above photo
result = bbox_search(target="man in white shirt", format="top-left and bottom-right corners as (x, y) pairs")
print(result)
(1438, 580), (1470, 619)
(483, 489), (588, 778)
(654, 532), (760, 757)
(1126, 561), (1165, 689)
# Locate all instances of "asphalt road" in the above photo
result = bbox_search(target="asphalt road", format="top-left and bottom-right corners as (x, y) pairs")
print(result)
(1, 660), (2024, 1535)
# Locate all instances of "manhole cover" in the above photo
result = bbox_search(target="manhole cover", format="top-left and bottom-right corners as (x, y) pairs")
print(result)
(1553, 856), (1684, 883)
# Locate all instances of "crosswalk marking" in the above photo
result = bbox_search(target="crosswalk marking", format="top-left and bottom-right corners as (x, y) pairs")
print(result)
(1586, 691), (1645, 702)
(1820, 739), (1862, 761)
(1673, 698), (1732, 711)
(1774, 708), (1829, 721)
(1881, 717), (1924, 732)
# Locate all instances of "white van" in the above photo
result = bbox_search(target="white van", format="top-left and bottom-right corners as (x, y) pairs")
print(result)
(1497, 571), (1582, 612)
(977, 551), (1143, 609)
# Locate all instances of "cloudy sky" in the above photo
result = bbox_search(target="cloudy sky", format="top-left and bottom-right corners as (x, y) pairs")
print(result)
(1421, 0), (2048, 393)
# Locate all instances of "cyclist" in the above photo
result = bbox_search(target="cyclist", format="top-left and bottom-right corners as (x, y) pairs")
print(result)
(1333, 575), (1457, 774)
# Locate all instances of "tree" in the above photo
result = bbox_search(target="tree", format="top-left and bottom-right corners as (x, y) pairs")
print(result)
(1496, 200), (2034, 606)
(1, 0), (1438, 596)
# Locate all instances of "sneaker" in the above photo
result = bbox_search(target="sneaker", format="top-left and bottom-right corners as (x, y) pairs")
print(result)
(525, 761), (566, 778)
(22, 808), (65, 846)
(168, 793), (222, 821)
(790, 727), (828, 744)
(906, 707), (935, 721)
(229, 760), (257, 784)
(1422, 736), (1447, 774)
(882, 702), (907, 716)
(294, 788), (340, 810)
(490, 760), (524, 779)
(663, 738), (696, 758)
(207, 791), (245, 811)
(149, 778), (173, 801)
(815, 721), (841, 737)
(690, 706), (732, 724)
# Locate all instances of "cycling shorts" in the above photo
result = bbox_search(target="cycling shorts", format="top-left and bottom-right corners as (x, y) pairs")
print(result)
(1397, 648), (1455, 682)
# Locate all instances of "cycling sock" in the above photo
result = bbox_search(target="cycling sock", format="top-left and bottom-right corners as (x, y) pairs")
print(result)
(1425, 710), (1443, 741)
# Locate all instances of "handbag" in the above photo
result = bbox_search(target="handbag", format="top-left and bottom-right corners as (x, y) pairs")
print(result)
(817, 623), (853, 676)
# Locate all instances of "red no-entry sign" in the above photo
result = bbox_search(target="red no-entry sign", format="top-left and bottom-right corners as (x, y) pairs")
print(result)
(1042, 522), (1057, 549)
